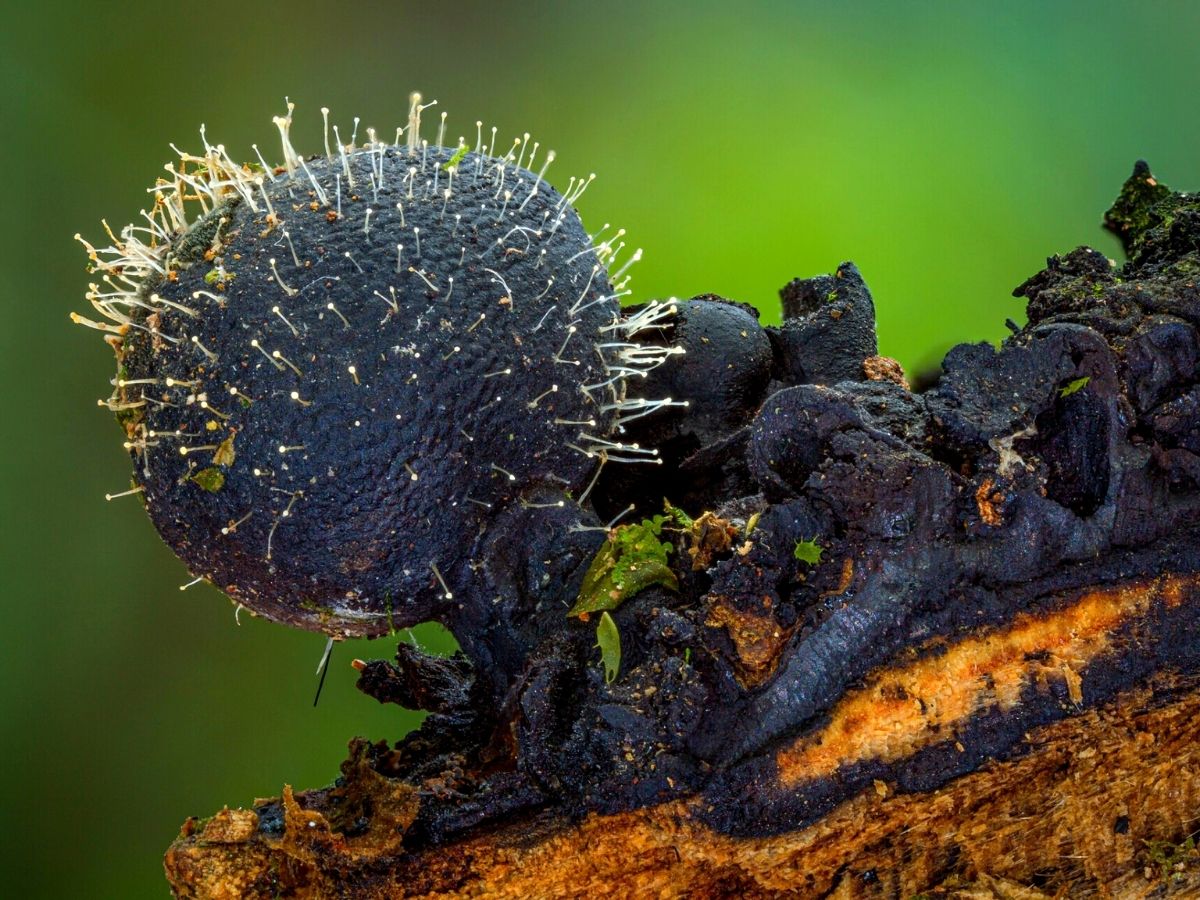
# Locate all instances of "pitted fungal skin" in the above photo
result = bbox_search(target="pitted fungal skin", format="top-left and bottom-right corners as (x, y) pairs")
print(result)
(78, 101), (680, 640)
(123, 146), (620, 637)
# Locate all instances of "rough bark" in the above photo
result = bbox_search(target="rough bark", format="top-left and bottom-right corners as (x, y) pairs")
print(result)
(168, 674), (1200, 897)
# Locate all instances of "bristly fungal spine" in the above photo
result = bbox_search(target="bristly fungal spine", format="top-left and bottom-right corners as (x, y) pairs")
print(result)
(75, 92), (682, 639)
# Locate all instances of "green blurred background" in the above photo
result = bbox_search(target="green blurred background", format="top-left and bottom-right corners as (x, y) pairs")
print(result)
(4, 1), (1200, 895)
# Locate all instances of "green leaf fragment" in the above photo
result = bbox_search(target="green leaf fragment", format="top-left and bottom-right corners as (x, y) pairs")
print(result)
(793, 538), (823, 565)
(569, 514), (679, 616)
(663, 500), (693, 529)
(190, 467), (225, 493)
(596, 612), (621, 684)
(443, 143), (470, 171)
(1059, 376), (1090, 398)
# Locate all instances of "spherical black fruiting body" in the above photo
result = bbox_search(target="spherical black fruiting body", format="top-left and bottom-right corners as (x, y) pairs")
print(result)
(88, 118), (655, 638)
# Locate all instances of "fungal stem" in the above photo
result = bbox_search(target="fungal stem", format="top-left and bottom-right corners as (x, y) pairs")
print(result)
(281, 229), (302, 267)
(607, 504), (636, 529)
(252, 144), (276, 181)
(607, 299), (679, 336)
(272, 350), (303, 377)
(408, 266), (439, 292)
(406, 93), (436, 157)
(265, 492), (300, 560)
(490, 463), (517, 482)
(483, 267), (513, 307)
(611, 248), (643, 282)
(374, 288), (399, 316)
(429, 561), (452, 600)
(271, 99), (298, 178)
(528, 384), (558, 408)
(520, 498), (566, 510)
(332, 125), (354, 187)
(191, 335), (218, 362)
(272, 305), (299, 337)
(553, 325), (579, 365)
(568, 265), (601, 316)
(269, 258), (298, 297)
(221, 511), (253, 535)
(297, 156), (330, 206)
(326, 302), (350, 327)
(577, 454), (606, 506)
(250, 339), (286, 371)
(105, 485), (145, 501)
(149, 292), (199, 318)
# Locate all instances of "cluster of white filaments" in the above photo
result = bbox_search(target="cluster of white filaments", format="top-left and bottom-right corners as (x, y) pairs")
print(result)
(77, 94), (686, 600)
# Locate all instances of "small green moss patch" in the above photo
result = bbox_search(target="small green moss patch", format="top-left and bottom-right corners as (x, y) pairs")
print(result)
(570, 514), (678, 617)
(190, 467), (225, 493)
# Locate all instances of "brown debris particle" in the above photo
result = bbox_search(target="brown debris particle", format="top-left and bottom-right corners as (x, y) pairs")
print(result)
(686, 511), (738, 571)
(976, 477), (1005, 526)
(200, 807), (259, 844)
(212, 431), (236, 467)
(706, 598), (792, 688)
(863, 354), (910, 389)
(146, 312), (165, 352)
(1059, 660), (1084, 705)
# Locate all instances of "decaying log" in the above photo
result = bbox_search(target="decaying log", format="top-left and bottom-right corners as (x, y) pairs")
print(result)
(169, 673), (1200, 897)
(166, 164), (1200, 897)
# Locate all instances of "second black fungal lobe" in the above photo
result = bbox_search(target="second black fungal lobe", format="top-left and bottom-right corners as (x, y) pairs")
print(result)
(346, 163), (1200, 846)
(122, 145), (620, 637)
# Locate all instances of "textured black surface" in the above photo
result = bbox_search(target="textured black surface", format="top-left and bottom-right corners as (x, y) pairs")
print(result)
(118, 145), (619, 637)
(770, 261), (879, 386)
(591, 296), (774, 518)
(320, 162), (1200, 844)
